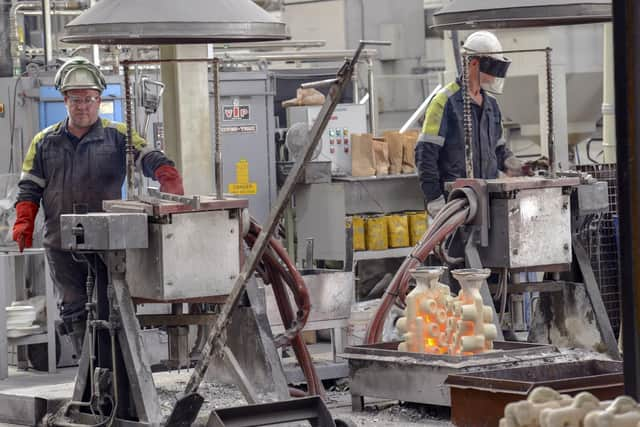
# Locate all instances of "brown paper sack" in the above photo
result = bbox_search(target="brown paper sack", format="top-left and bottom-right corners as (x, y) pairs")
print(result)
(372, 137), (390, 176)
(282, 88), (326, 108)
(383, 130), (405, 175)
(402, 130), (419, 173)
(351, 133), (376, 177)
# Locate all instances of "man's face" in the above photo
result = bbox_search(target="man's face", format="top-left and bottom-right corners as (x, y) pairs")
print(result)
(64, 89), (101, 129)
(479, 72), (496, 87)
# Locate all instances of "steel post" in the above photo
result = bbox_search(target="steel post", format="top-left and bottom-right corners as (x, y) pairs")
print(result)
(612, 0), (640, 399)
(367, 58), (377, 136)
(41, 0), (52, 67)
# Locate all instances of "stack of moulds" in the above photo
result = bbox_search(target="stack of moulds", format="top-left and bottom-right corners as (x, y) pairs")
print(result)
(396, 267), (498, 355)
(6, 304), (39, 338)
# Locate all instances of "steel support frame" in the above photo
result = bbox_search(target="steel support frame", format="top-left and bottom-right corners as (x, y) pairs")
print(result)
(572, 237), (621, 360)
(66, 255), (287, 426)
(69, 252), (161, 426)
(612, 0), (640, 399)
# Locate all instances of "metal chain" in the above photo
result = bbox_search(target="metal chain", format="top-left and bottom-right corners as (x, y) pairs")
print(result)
(545, 47), (556, 176)
(213, 58), (223, 200)
(123, 64), (136, 200)
(461, 53), (474, 178)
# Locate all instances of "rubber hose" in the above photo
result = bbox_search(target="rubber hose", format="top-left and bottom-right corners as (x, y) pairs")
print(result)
(249, 222), (311, 326)
(244, 232), (310, 337)
(250, 246), (316, 393)
(266, 263), (322, 397)
(244, 221), (324, 397)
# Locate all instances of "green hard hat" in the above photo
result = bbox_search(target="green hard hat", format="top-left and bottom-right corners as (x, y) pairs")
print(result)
(54, 57), (106, 93)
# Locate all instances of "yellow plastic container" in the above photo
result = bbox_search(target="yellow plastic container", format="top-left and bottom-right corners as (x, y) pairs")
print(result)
(365, 216), (389, 250)
(351, 216), (366, 251)
(387, 214), (410, 248)
(408, 211), (428, 246)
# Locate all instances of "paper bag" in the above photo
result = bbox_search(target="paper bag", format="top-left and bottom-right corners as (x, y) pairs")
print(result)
(282, 88), (326, 108)
(351, 133), (376, 177)
(401, 130), (419, 173)
(383, 130), (405, 175)
(372, 137), (390, 176)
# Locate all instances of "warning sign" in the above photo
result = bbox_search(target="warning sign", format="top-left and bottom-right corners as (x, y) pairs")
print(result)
(228, 159), (258, 195)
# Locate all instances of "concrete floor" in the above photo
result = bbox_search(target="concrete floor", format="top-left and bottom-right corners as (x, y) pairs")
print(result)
(0, 366), (452, 426)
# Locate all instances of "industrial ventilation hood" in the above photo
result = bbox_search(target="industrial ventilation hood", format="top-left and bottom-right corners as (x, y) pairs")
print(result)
(432, 0), (611, 30)
(61, 0), (289, 44)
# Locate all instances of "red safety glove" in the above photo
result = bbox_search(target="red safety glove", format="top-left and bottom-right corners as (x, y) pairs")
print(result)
(12, 201), (39, 252)
(154, 164), (185, 195)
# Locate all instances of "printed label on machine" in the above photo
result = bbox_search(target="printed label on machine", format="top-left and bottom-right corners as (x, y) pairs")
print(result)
(223, 99), (251, 121)
(228, 159), (258, 195)
(221, 125), (257, 134)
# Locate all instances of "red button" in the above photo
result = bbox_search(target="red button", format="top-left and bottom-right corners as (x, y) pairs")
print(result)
(344, 147), (349, 153)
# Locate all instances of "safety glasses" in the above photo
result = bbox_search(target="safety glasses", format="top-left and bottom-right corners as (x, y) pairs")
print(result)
(67, 95), (100, 106)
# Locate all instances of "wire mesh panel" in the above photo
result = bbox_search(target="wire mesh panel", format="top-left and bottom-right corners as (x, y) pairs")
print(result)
(575, 164), (620, 334)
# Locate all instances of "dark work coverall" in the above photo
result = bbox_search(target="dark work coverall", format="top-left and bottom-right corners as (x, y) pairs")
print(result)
(17, 117), (173, 323)
(415, 80), (514, 203)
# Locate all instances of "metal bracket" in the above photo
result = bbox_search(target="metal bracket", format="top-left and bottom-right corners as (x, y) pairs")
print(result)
(144, 188), (202, 210)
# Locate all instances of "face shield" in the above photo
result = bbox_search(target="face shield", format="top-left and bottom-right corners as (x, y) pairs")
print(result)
(477, 55), (511, 94)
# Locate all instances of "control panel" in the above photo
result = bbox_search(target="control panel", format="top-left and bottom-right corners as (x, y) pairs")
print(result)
(286, 104), (367, 175)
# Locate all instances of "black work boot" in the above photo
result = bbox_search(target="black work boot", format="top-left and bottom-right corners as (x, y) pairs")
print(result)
(59, 300), (87, 359)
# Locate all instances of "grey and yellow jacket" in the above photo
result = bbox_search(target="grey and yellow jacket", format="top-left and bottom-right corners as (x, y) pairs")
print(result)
(415, 80), (514, 202)
(17, 117), (173, 248)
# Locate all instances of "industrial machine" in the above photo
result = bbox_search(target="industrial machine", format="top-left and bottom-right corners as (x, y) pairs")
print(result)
(343, 174), (619, 409)
(343, 33), (619, 411)
(53, 193), (293, 425)
(218, 71), (278, 224)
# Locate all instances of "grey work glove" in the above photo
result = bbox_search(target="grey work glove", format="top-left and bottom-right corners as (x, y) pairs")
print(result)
(504, 156), (524, 177)
(426, 195), (446, 218)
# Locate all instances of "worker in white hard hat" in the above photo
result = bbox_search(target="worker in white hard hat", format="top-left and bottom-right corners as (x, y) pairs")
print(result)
(12, 57), (184, 355)
(416, 30), (525, 218)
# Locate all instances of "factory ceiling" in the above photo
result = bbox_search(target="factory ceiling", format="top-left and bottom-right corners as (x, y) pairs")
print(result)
(61, 0), (289, 45)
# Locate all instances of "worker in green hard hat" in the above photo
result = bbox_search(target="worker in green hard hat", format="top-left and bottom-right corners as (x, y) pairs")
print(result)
(12, 57), (184, 355)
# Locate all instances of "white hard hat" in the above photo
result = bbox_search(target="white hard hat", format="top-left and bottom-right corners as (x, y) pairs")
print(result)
(462, 31), (511, 94)
(54, 57), (106, 93)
